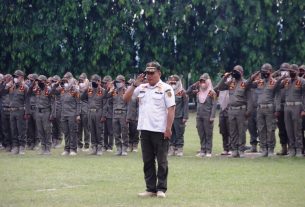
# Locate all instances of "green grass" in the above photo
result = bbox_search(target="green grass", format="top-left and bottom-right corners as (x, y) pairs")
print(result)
(0, 112), (305, 207)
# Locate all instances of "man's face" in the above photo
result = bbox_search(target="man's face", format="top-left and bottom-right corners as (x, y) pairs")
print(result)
(146, 70), (161, 86)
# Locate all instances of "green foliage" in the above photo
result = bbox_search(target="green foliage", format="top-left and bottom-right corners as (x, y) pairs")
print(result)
(1, 1), (305, 80)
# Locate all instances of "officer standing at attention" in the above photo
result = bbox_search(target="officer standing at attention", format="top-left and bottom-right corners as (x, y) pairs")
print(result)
(123, 61), (175, 198)
(167, 75), (188, 157)
(53, 72), (81, 156)
(81, 74), (106, 156)
(216, 65), (252, 158)
(279, 64), (305, 157)
(101, 75), (114, 152)
(0, 74), (13, 152)
(5, 70), (30, 155)
(187, 73), (217, 157)
(126, 79), (140, 152)
(29, 75), (54, 155)
(78, 73), (90, 151)
(110, 75), (129, 156)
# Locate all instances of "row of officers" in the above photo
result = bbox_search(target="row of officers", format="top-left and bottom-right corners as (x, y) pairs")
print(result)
(0, 62), (305, 158)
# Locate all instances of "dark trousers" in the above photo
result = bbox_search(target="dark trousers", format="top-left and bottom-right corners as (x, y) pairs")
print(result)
(170, 118), (185, 148)
(128, 120), (139, 145)
(248, 109), (259, 146)
(1, 110), (11, 147)
(61, 116), (78, 152)
(36, 111), (52, 149)
(77, 113), (90, 148)
(219, 110), (230, 151)
(0, 111), (3, 145)
(10, 110), (26, 147)
(104, 118), (113, 149)
(88, 110), (104, 148)
(277, 110), (288, 145)
(257, 107), (276, 149)
(52, 111), (62, 142)
(196, 116), (214, 153)
(113, 117), (129, 148)
(228, 108), (247, 151)
(26, 112), (37, 146)
(284, 105), (303, 150)
(140, 130), (169, 193)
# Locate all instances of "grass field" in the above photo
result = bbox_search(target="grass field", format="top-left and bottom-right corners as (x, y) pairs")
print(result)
(0, 112), (305, 207)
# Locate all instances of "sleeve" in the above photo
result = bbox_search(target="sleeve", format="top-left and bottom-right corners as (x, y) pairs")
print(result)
(182, 92), (189, 120)
(24, 86), (31, 115)
(246, 88), (253, 115)
(131, 85), (141, 101)
(164, 85), (176, 108)
(302, 80), (305, 111)
(214, 77), (229, 91)
(76, 92), (81, 116)
(210, 92), (217, 119)
(274, 89), (281, 112)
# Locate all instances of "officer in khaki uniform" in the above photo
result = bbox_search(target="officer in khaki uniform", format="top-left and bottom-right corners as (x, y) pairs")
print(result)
(111, 75), (129, 156)
(5, 70), (30, 155)
(167, 75), (188, 157)
(187, 73), (217, 157)
(101, 75), (114, 152)
(26, 74), (39, 150)
(81, 74), (106, 156)
(216, 66), (253, 158)
(272, 63), (290, 155)
(78, 73), (90, 150)
(279, 64), (305, 157)
(50, 75), (63, 148)
(53, 72), (81, 156)
(250, 64), (283, 157)
(29, 75), (54, 155)
(0, 74), (13, 151)
(126, 79), (139, 152)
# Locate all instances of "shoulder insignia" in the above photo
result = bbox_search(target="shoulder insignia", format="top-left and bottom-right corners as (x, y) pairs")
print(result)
(166, 90), (172, 98)
(44, 89), (49, 96)
(229, 82), (236, 90)
(240, 82), (246, 89)
(296, 80), (301, 88)
(258, 79), (264, 87)
(19, 85), (25, 92)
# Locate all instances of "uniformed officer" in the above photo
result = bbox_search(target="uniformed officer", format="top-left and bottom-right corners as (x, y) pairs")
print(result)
(279, 64), (305, 157)
(111, 75), (129, 156)
(216, 65), (253, 158)
(50, 75), (63, 148)
(78, 73), (90, 151)
(30, 75), (54, 155)
(101, 75), (114, 152)
(123, 61), (176, 198)
(214, 77), (231, 155)
(126, 79), (140, 152)
(53, 72), (81, 156)
(272, 63), (290, 155)
(187, 73), (217, 157)
(0, 74), (4, 149)
(81, 74), (106, 156)
(25, 73), (39, 150)
(0, 74), (13, 151)
(6, 70), (30, 155)
(250, 64), (283, 157)
(299, 65), (305, 155)
(167, 75), (188, 157)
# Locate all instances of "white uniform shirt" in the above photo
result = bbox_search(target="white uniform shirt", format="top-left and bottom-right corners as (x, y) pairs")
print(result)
(132, 80), (176, 132)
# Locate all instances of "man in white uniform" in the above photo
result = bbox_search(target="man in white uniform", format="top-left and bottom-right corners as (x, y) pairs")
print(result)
(123, 61), (175, 198)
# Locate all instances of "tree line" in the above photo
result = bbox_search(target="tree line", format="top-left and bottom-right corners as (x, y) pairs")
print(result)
(1, 0), (305, 83)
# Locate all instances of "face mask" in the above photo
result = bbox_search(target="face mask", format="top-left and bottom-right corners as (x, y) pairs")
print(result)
(171, 84), (177, 90)
(14, 78), (19, 84)
(290, 72), (296, 79)
(38, 82), (45, 89)
(299, 72), (304, 77)
(92, 82), (98, 88)
(116, 82), (123, 89)
(200, 83), (207, 90)
(232, 71), (241, 80)
(261, 72), (270, 79)
(280, 71), (288, 77)
(64, 83), (69, 90)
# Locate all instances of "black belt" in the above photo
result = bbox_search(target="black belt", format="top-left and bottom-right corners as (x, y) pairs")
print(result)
(229, 105), (246, 110)
(9, 107), (25, 112)
(37, 108), (51, 113)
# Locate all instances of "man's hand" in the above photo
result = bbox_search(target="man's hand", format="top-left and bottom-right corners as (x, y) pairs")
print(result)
(76, 115), (81, 123)
(164, 128), (172, 140)
(133, 73), (146, 87)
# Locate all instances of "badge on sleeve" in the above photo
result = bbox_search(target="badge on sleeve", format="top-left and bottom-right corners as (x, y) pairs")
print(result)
(165, 89), (172, 98)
